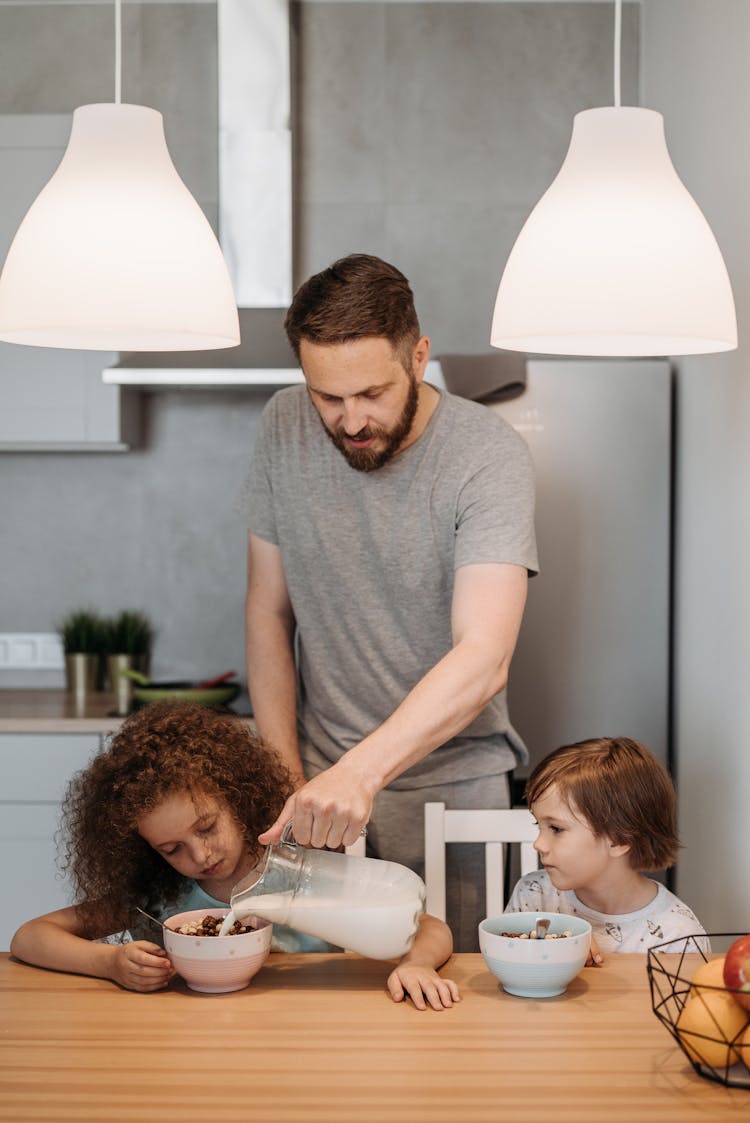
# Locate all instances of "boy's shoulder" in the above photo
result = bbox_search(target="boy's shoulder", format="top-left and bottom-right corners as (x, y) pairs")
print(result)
(610, 882), (708, 953)
(649, 882), (706, 929)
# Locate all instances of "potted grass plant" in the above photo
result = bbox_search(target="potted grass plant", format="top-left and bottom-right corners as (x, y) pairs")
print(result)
(58, 609), (106, 698)
(102, 610), (153, 714)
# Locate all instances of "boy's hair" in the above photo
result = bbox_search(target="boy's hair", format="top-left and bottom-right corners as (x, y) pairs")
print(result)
(284, 253), (421, 365)
(525, 736), (681, 871)
(62, 701), (293, 935)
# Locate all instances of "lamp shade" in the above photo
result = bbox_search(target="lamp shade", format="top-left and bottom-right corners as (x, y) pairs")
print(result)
(0, 103), (240, 351)
(491, 107), (737, 357)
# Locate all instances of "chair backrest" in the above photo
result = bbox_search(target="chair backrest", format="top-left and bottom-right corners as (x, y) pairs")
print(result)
(423, 802), (539, 922)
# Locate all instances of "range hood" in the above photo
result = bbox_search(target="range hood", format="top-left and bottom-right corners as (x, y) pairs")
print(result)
(103, 366), (304, 388)
(104, 0), (293, 387)
(220, 0), (291, 309)
(104, 361), (446, 389)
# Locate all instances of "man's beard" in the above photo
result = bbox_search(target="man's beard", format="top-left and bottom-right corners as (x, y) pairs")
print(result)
(322, 374), (420, 472)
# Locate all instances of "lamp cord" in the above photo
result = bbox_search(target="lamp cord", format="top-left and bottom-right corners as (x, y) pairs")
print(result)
(114, 0), (122, 104)
(613, 0), (621, 107)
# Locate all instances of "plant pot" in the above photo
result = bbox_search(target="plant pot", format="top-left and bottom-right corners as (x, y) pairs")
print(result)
(107, 653), (149, 716)
(65, 653), (99, 700)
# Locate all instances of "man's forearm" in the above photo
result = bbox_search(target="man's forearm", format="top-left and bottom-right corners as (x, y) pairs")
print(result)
(343, 563), (528, 795)
(279, 635), (514, 849)
(340, 635), (512, 796)
(259, 563), (528, 849)
(246, 607), (305, 786)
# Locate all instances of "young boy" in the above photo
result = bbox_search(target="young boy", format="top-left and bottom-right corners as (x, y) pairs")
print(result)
(506, 737), (707, 954)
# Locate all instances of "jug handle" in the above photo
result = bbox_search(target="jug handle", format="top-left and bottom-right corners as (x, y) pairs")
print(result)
(280, 821), (298, 846)
(280, 821), (368, 849)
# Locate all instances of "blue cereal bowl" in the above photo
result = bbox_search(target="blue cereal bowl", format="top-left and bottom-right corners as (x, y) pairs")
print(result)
(479, 911), (592, 998)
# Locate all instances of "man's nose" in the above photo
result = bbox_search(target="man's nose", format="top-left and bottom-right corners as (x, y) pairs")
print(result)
(341, 399), (367, 435)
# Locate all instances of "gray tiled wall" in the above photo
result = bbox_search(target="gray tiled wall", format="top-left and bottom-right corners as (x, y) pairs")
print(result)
(294, 1), (638, 352)
(0, 1), (218, 225)
(0, 2), (638, 682)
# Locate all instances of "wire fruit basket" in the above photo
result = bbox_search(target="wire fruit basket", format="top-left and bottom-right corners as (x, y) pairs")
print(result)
(647, 933), (750, 1090)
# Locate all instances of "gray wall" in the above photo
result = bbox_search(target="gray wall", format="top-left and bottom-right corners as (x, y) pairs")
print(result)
(294, 1), (638, 351)
(0, 2), (638, 685)
(1, 389), (265, 681)
(642, 0), (750, 932)
(0, 1), (219, 227)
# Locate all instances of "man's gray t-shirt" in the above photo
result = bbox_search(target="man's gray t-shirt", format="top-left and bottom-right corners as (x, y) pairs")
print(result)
(243, 385), (538, 789)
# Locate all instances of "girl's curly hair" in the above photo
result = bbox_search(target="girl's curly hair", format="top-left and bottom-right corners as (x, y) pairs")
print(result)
(60, 701), (294, 935)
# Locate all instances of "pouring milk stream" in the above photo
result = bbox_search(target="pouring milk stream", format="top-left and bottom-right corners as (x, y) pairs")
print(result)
(219, 825), (425, 960)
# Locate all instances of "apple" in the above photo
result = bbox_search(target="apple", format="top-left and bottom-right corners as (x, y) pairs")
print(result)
(723, 934), (750, 1012)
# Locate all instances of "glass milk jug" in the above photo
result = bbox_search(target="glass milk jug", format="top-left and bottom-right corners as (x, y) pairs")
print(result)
(222, 826), (426, 959)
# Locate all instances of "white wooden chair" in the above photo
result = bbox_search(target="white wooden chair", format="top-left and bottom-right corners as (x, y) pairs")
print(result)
(423, 802), (540, 921)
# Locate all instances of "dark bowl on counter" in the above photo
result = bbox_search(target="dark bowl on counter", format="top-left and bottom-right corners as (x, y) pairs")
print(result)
(132, 681), (240, 707)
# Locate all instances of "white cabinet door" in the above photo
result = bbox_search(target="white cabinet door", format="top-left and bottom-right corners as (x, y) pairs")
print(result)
(0, 733), (100, 949)
(0, 115), (138, 451)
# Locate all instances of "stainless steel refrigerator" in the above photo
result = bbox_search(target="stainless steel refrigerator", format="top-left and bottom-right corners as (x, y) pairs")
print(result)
(433, 357), (673, 776)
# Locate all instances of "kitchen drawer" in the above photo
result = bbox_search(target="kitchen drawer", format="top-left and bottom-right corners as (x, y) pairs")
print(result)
(0, 733), (100, 801)
(0, 803), (75, 949)
(0, 733), (102, 950)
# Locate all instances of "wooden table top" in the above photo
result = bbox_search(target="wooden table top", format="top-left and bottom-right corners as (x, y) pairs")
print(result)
(1, 951), (748, 1122)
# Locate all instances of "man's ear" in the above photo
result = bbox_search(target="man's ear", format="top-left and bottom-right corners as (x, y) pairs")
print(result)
(412, 335), (431, 381)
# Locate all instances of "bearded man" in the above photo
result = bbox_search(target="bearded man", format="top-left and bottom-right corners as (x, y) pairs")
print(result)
(242, 254), (538, 950)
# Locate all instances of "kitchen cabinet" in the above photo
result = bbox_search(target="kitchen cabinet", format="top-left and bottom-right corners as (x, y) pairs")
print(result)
(0, 114), (138, 451)
(0, 733), (101, 948)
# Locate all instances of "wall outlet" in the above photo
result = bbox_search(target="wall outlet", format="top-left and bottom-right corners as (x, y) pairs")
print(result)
(0, 633), (64, 669)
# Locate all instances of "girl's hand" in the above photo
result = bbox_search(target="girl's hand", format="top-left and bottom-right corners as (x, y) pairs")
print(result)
(387, 963), (461, 1011)
(586, 935), (604, 966)
(109, 940), (175, 992)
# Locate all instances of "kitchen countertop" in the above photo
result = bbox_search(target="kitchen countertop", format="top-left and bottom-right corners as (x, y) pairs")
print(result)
(0, 688), (125, 733)
(1, 951), (747, 1123)
(0, 689), (251, 734)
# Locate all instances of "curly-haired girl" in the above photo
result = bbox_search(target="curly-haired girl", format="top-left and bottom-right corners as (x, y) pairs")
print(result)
(11, 702), (457, 1010)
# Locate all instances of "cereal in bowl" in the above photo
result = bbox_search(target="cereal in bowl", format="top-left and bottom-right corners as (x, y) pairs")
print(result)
(175, 914), (251, 937)
(499, 928), (575, 939)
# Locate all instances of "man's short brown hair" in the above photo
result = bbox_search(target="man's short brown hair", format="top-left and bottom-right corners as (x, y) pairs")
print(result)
(284, 253), (421, 362)
(525, 736), (681, 871)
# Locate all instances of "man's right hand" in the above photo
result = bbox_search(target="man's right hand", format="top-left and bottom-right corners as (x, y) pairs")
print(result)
(258, 759), (374, 851)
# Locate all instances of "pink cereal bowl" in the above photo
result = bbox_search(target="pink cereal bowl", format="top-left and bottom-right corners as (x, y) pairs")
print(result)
(163, 908), (272, 994)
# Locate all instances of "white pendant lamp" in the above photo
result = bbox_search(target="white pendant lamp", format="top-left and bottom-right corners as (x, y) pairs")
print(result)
(491, 0), (736, 358)
(0, 1), (239, 351)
